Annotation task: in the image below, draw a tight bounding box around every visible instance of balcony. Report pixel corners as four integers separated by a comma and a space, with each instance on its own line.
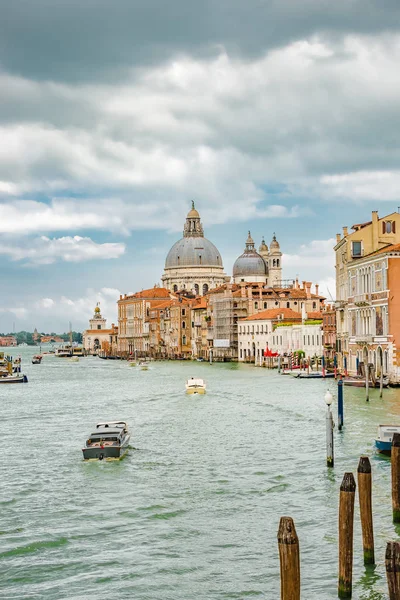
335, 300, 347, 309
354, 335, 373, 344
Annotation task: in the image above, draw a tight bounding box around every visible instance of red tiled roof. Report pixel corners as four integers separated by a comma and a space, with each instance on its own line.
241, 308, 302, 321
122, 287, 171, 300
306, 311, 323, 320
375, 243, 400, 255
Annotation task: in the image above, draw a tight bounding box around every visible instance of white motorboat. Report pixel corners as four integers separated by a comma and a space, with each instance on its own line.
139, 362, 149, 371
375, 424, 400, 454
185, 377, 206, 394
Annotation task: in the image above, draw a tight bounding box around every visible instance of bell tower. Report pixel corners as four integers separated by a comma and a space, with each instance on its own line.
89, 303, 107, 331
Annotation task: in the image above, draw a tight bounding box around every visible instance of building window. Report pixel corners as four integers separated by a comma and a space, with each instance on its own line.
383, 221, 396, 234
260, 325, 263, 333
203, 283, 209, 295
182, 309, 186, 316
264, 302, 267, 309
97, 325, 101, 330
240, 349, 242, 358
313, 302, 316, 309
239, 326, 242, 333
173, 284, 178, 292
286, 302, 290, 308
352, 241, 362, 258
255, 302, 258, 309
194, 284, 199, 295
182, 321, 186, 329
182, 335, 186, 345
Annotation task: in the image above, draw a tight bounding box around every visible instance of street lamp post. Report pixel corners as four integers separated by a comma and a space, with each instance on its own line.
325, 390, 334, 468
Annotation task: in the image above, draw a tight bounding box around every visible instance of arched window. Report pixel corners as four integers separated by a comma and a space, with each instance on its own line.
313, 302, 316, 309
203, 283, 209, 295
194, 284, 199, 295
273, 259, 276, 267
182, 321, 186, 329
173, 284, 178, 292
286, 302, 290, 308
182, 335, 187, 346
277, 259, 280, 267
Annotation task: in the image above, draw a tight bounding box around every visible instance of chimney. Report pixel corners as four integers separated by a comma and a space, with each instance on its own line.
372, 210, 379, 246
295, 276, 299, 289
305, 282, 312, 299
119, 294, 122, 300
302, 280, 306, 290
336, 233, 341, 243
343, 226, 348, 237
315, 284, 319, 296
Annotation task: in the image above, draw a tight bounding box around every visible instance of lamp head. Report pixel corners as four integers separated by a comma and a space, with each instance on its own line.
325, 390, 333, 406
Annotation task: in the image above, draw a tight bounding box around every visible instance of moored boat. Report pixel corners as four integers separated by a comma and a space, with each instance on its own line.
0, 373, 28, 384
32, 355, 43, 364
185, 377, 207, 394
139, 361, 149, 370
294, 371, 335, 379
375, 424, 400, 454
82, 421, 130, 461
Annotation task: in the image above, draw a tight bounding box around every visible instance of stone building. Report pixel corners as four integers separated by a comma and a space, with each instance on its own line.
117, 286, 171, 355
334, 209, 400, 382
82, 304, 118, 354
161, 202, 228, 294
238, 308, 324, 362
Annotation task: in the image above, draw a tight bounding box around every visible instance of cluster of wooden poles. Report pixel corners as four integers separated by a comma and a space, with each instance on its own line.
278, 433, 400, 599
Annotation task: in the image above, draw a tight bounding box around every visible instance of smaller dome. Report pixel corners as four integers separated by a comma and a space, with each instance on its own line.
233, 231, 268, 278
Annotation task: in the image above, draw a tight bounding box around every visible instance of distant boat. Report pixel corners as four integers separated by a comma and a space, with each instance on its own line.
0, 373, 28, 384
294, 371, 335, 379
185, 377, 207, 394
82, 421, 130, 461
32, 355, 43, 364
375, 425, 400, 454
0, 354, 28, 383
138, 361, 149, 370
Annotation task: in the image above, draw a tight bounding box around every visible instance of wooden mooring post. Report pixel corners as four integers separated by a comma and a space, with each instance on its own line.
277, 517, 300, 600
392, 433, 400, 523
385, 541, 400, 599
338, 473, 356, 598
357, 457, 375, 565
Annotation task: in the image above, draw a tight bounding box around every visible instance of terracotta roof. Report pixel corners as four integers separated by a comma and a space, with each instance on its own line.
306, 311, 323, 320
351, 221, 372, 231
374, 243, 400, 255
123, 287, 170, 300
192, 297, 208, 309
151, 300, 174, 310
241, 308, 302, 322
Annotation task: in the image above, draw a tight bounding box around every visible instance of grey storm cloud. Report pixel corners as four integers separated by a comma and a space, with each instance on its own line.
1, 0, 400, 82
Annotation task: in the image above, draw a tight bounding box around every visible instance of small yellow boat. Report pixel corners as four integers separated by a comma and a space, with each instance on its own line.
185, 377, 206, 394
129, 362, 137, 367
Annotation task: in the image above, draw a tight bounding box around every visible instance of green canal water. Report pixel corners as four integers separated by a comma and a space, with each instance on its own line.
1, 348, 400, 599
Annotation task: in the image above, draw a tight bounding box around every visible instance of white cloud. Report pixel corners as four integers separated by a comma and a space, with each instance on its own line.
0, 235, 125, 264
1, 33, 400, 234
283, 238, 336, 297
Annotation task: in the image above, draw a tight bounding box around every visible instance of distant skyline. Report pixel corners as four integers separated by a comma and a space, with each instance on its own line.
2, 1, 400, 331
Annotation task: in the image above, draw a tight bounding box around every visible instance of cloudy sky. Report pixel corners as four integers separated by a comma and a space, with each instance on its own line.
1, 0, 400, 332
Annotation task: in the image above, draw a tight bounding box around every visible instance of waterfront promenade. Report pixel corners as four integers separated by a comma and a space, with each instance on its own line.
1, 347, 399, 599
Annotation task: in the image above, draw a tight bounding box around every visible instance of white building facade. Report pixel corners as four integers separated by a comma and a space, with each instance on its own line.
238, 309, 324, 362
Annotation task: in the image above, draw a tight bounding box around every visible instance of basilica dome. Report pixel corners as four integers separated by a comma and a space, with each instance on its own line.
233, 232, 268, 283
165, 237, 223, 268
161, 202, 227, 293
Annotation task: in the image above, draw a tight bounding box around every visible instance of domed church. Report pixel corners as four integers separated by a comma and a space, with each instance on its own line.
233, 232, 282, 286
161, 202, 228, 294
